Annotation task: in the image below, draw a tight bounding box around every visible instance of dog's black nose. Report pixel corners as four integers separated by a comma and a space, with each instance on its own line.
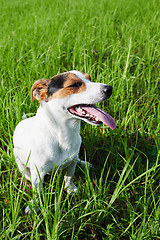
103, 85, 112, 98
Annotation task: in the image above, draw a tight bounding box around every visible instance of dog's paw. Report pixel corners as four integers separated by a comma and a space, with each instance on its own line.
78, 160, 93, 169
25, 205, 32, 214
66, 183, 79, 195
86, 162, 93, 168
25, 200, 40, 214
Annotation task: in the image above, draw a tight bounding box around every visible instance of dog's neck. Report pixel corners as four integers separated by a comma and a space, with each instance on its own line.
37, 101, 81, 150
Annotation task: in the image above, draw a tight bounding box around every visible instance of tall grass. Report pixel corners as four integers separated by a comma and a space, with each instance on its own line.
0, 0, 160, 239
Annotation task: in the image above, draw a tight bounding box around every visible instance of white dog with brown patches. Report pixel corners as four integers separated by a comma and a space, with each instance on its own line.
13, 70, 116, 213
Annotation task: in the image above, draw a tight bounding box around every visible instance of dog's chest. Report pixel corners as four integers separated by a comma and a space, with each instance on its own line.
56, 128, 81, 157
35, 107, 82, 168
42, 125, 82, 168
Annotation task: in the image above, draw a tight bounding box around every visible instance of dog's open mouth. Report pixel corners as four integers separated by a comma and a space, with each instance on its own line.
68, 104, 116, 130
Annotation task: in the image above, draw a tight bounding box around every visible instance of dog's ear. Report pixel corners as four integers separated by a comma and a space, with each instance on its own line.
84, 73, 91, 80
80, 72, 91, 81
31, 79, 49, 102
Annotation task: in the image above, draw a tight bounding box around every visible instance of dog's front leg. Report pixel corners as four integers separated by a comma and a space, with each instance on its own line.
64, 160, 78, 194
25, 169, 45, 214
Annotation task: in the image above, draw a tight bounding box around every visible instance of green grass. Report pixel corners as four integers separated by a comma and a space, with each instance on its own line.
0, 0, 160, 239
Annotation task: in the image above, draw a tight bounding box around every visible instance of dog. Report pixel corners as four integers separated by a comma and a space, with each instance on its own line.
13, 70, 116, 213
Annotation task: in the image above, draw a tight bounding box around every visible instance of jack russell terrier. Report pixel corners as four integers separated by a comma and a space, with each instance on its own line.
13, 70, 116, 213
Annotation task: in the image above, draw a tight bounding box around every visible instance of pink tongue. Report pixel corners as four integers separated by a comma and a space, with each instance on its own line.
83, 105, 116, 130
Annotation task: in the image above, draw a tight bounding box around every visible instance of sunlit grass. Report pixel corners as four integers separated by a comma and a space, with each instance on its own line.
0, 0, 160, 239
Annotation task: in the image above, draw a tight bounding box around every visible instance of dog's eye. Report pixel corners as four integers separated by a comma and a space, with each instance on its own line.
68, 82, 82, 88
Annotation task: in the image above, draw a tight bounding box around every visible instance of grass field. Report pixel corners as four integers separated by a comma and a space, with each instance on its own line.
0, 0, 160, 239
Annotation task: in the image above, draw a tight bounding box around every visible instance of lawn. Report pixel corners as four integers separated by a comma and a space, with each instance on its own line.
0, 0, 160, 239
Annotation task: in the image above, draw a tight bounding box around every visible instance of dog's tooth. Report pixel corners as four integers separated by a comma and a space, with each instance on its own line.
76, 107, 85, 115
81, 109, 85, 114
86, 114, 89, 117
77, 107, 82, 113
95, 117, 100, 121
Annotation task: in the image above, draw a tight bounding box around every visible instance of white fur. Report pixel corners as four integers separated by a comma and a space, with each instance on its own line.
13, 70, 110, 213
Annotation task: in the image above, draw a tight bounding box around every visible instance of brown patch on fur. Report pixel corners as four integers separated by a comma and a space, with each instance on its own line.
31, 71, 90, 102
80, 71, 91, 80
31, 79, 50, 102
49, 73, 86, 99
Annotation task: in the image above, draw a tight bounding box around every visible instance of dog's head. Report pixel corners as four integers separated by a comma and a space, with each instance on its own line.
31, 70, 116, 130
